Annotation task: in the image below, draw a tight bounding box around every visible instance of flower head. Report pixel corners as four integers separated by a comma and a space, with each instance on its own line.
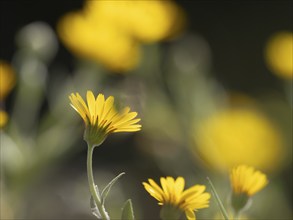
143, 176, 210, 220
57, 11, 140, 72
85, 0, 186, 43
69, 90, 141, 146
265, 31, 292, 79
0, 60, 16, 101
192, 107, 284, 173
229, 165, 268, 213
230, 164, 268, 197
0, 110, 8, 128
57, 0, 185, 72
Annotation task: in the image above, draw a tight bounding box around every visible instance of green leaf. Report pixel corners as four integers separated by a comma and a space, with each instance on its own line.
90, 185, 102, 219
207, 177, 230, 220
90, 195, 101, 219
101, 172, 125, 205
121, 199, 135, 220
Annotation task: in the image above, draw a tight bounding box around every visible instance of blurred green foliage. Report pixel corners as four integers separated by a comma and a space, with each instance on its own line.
0, 1, 292, 220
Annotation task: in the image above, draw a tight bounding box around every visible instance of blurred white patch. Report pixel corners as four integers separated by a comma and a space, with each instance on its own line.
0, 131, 25, 173
15, 21, 58, 62
170, 33, 212, 73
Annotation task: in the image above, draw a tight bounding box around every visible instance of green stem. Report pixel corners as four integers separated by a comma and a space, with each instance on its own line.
234, 212, 239, 220
87, 144, 110, 220
207, 177, 229, 220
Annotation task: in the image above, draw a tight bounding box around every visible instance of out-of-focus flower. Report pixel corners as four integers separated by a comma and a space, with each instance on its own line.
192, 108, 284, 173
69, 90, 141, 146
143, 176, 210, 220
0, 61, 16, 101
0, 110, 8, 128
57, 0, 185, 72
230, 165, 268, 197
230, 164, 268, 213
265, 31, 293, 79
57, 11, 140, 72
85, 0, 186, 43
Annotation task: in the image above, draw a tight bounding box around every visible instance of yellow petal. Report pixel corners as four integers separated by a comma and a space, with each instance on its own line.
116, 125, 140, 132
114, 118, 141, 128
69, 94, 88, 123
246, 171, 268, 195
148, 179, 165, 197
86, 91, 96, 124
180, 185, 206, 202
160, 177, 170, 201
166, 176, 176, 203
96, 94, 105, 124
112, 112, 138, 127
185, 209, 196, 220
230, 165, 268, 196
143, 176, 210, 216
115, 123, 142, 132
100, 96, 114, 123
174, 177, 185, 198
185, 193, 211, 210
76, 93, 90, 117
143, 182, 163, 202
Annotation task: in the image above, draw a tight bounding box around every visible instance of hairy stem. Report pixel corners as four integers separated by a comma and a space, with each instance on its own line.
87, 144, 110, 220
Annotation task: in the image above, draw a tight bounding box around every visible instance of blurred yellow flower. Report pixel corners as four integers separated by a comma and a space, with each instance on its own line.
265, 31, 293, 79
193, 108, 284, 173
69, 90, 141, 146
85, 0, 185, 43
230, 165, 268, 197
0, 60, 16, 101
57, 0, 185, 72
0, 110, 8, 128
57, 11, 141, 72
143, 176, 210, 220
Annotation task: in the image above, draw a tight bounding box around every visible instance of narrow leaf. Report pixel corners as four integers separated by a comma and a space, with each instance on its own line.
90, 195, 101, 219
101, 172, 125, 205
207, 177, 230, 220
94, 184, 101, 200
121, 199, 135, 220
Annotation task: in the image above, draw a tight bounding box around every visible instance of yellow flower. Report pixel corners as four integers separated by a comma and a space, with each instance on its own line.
85, 0, 185, 43
192, 108, 284, 173
0, 60, 16, 101
58, 0, 185, 72
230, 165, 268, 196
143, 176, 211, 220
230, 165, 268, 213
0, 110, 8, 128
265, 31, 293, 79
57, 11, 141, 72
69, 90, 141, 146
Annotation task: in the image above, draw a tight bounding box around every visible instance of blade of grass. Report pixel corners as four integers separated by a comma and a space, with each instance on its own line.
207, 177, 229, 220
